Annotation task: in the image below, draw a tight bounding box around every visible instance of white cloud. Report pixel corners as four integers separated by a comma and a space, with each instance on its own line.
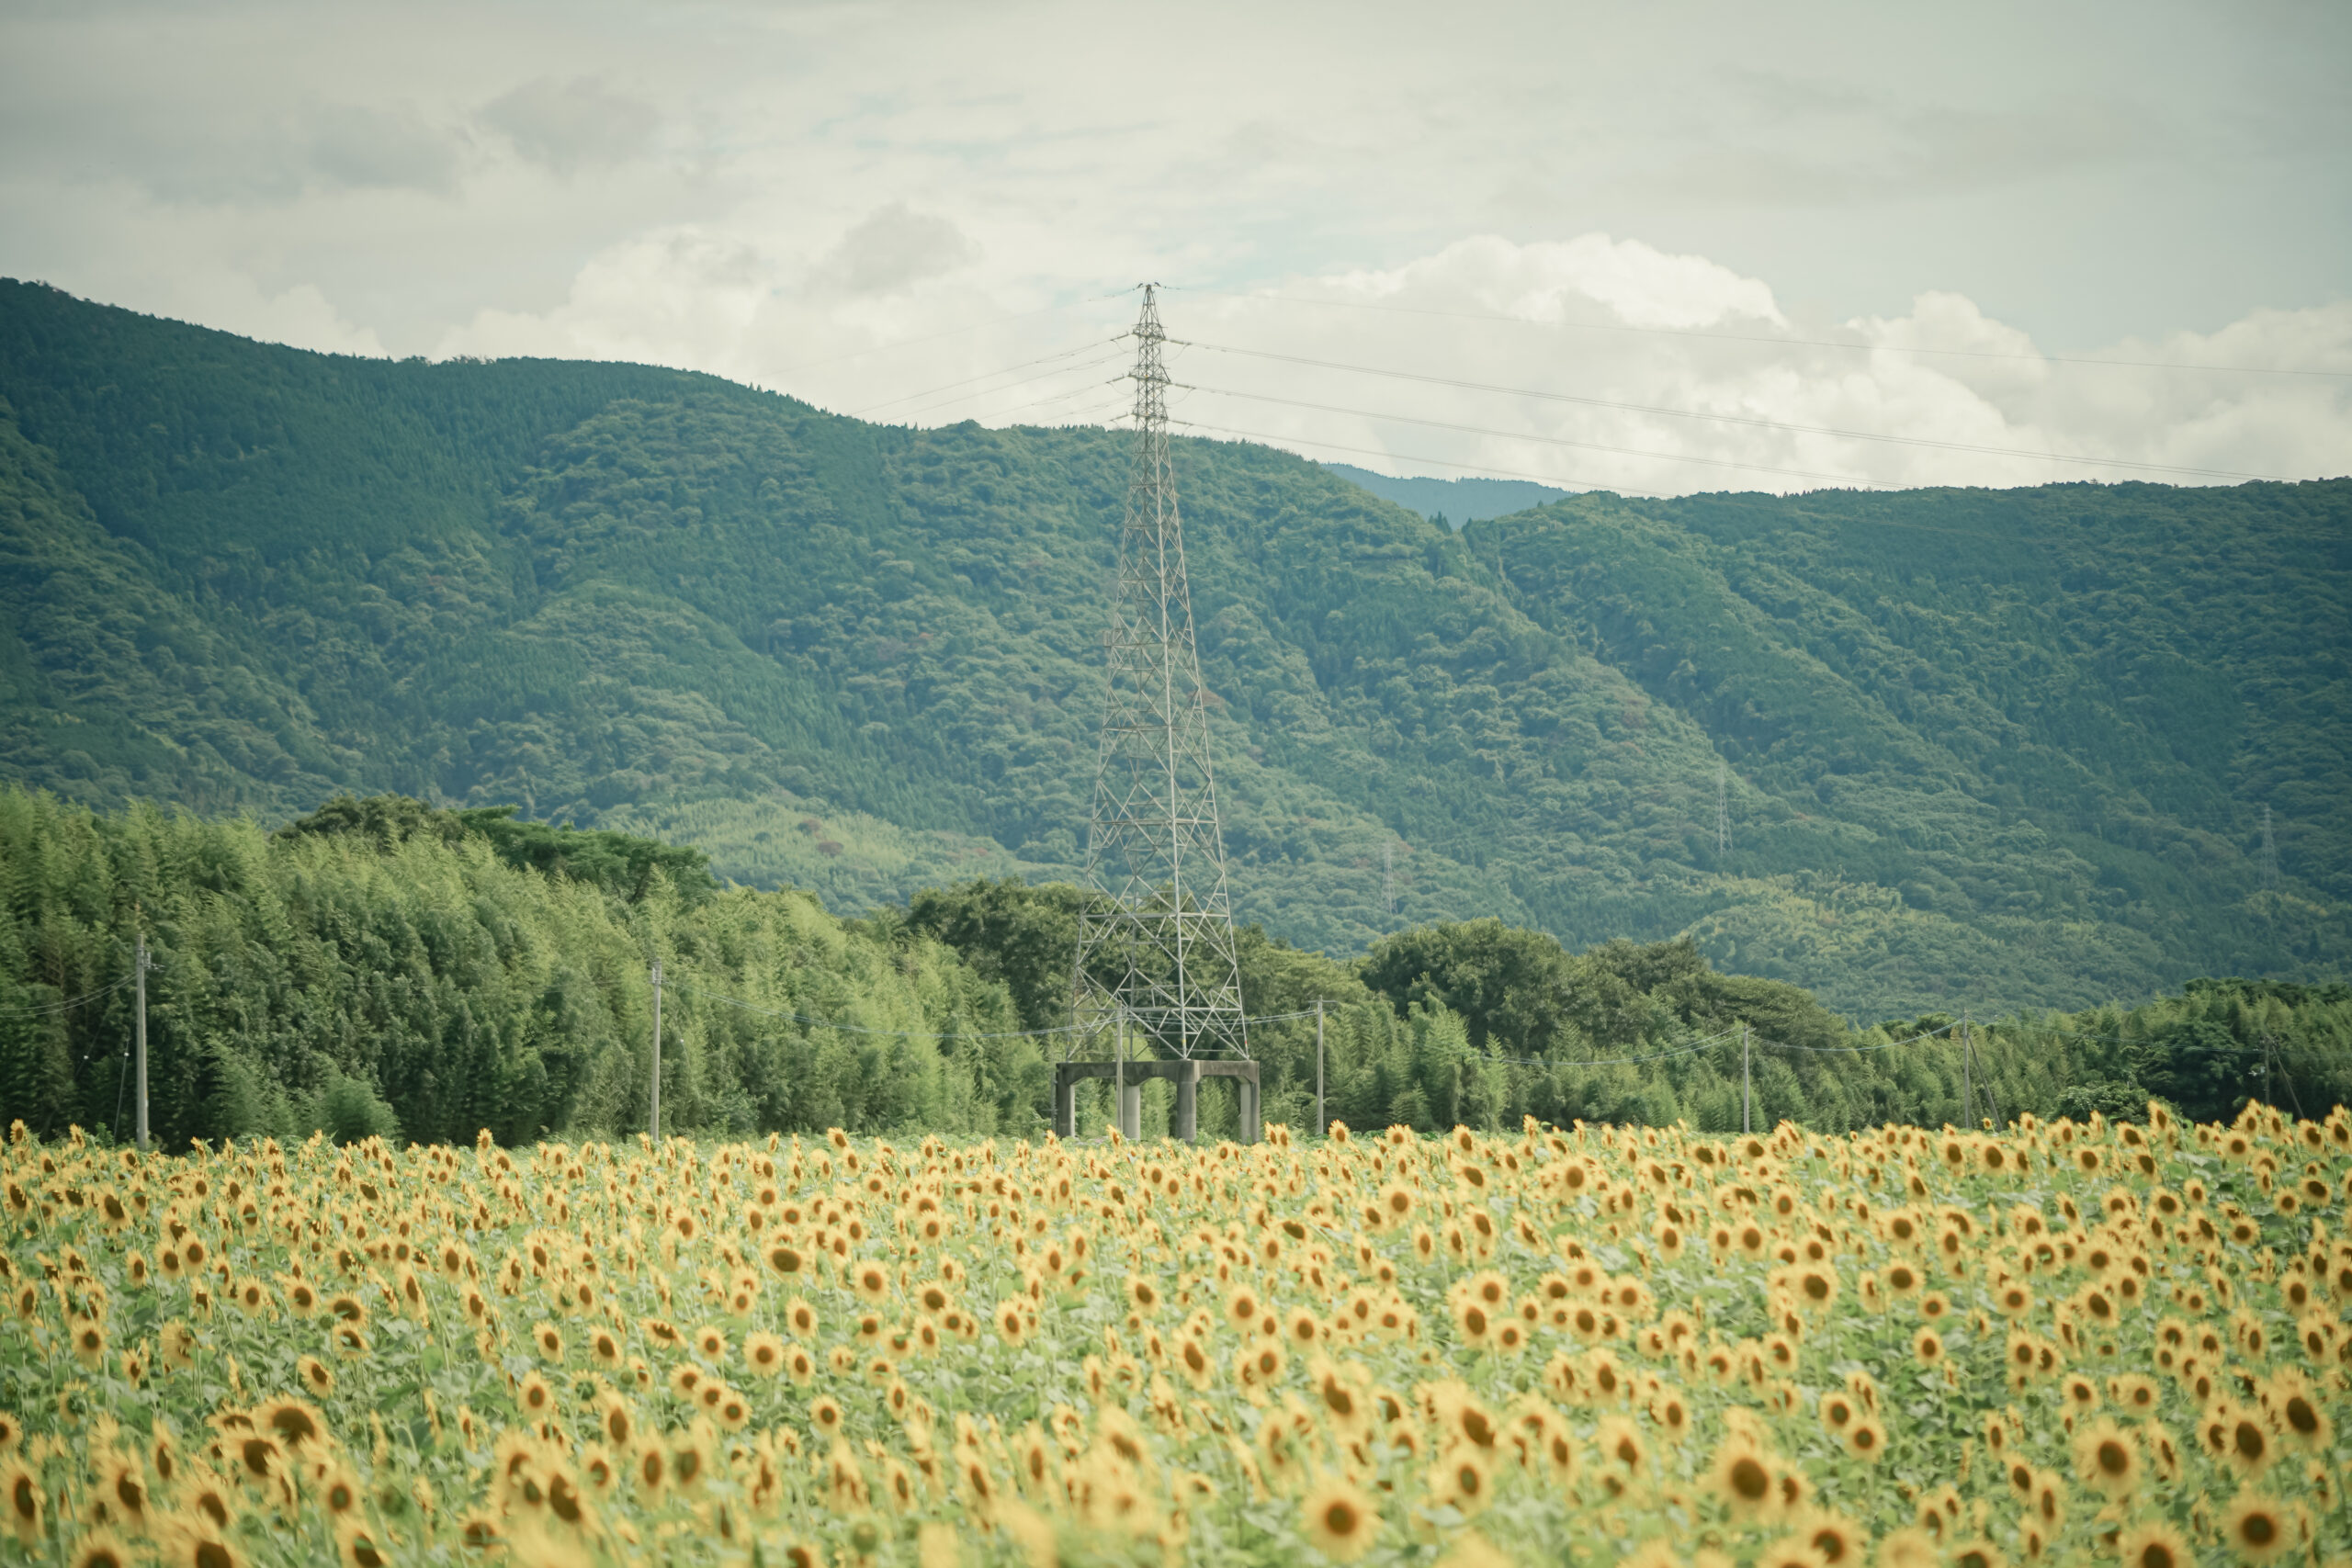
423, 220, 2350, 496
1125, 237, 2352, 495
480, 77, 660, 176
814, 205, 978, 298
2, 0, 2346, 491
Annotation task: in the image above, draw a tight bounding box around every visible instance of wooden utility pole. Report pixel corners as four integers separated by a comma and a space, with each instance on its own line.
1315, 1000, 1326, 1137
649, 960, 663, 1141
1961, 1011, 1973, 1129
133, 932, 149, 1153
1740, 1021, 1751, 1135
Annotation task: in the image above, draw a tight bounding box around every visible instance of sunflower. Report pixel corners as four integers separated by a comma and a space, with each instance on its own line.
2114, 1522, 2193, 1568
158, 1517, 244, 1568
2221, 1492, 2293, 1565
631, 1441, 669, 1502
744, 1331, 786, 1378
1877, 1528, 1939, 1568
1756, 1536, 1829, 1568
297, 1356, 334, 1396
315, 1463, 363, 1520
516, 1371, 556, 1418
1791, 1506, 1865, 1566
71, 1529, 135, 1568
2260, 1371, 2333, 1452
2, 1459, 40, 1547
2070, 1418, 2139, 1498
1453, 1297, 1495, 1347
2206, 1404, 2277, 1477
1595, 1415, 1648, 1480
1707, 1438, 1779, 1520
1911, 1329, 1942, 1366
336, 1521, 392, 1568
1946, 1539, 2007, 1568
256, 1397, 326, 1451
1426, 1450, 1492, 1517
176, 1468, 238, 1533
996, 1302, 1028, 1346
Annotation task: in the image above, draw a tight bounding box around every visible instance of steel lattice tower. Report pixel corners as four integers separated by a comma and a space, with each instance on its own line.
1072, 285, 1248, 1062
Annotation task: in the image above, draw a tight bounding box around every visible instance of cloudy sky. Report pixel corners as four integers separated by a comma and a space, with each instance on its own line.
4, 0, 2347, 494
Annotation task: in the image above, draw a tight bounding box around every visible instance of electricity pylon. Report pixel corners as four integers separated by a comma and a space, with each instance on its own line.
1071, 286, 1248, 1062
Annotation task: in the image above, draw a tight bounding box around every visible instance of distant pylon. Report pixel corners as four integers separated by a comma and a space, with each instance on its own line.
1071, 285, 1248, 1062
2259, 804, 2278, 891
1716, 761, 1730, 855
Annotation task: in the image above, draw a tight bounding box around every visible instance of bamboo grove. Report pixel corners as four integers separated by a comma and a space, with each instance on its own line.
5, 789, 2349, 1152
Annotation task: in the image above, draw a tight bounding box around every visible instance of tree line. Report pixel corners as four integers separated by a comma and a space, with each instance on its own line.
2, 789, 2343, 1147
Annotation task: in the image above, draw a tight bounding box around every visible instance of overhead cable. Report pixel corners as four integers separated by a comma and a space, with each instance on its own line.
1173, 379, 1890, 489
1163, 416, 1668, 496
848, 334, 1131, 418
1167, 337, 2297, 483
1167, 286, 2352, 380
773, 285, 1141, 378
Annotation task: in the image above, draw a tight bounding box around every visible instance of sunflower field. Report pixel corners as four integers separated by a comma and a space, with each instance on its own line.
2, 1101, 2348, 1568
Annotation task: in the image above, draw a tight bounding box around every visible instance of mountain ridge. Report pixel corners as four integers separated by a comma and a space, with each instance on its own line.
1, 278, 2343, 1018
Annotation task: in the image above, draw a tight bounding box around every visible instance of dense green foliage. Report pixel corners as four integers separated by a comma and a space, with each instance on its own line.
3, 792, 2343, 1147
1, 280, 2345, 1020
898, 878, 2352, 1141
0, 787, 1041, 1148
280, 792, 718, 904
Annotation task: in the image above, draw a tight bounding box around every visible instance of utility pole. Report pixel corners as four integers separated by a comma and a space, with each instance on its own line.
1115, 1007, 1126, 1140
1961, 1010, 1973, 1129
2260, 1031, 2271, 1111
2259, 804, 2278, 892
133, 931, 150, 1154
1315, 999, 1326, 1137
649, 960, 663, 1141
1383, 842, 1395, 917
1740, 1021, 1751, 1135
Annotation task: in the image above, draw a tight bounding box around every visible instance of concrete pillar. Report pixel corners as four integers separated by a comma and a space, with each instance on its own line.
1174, 1062, 1199, 1143
1119, 1080, 1142, 1141
1054, 1066, 1079, 1140
1238, 1075, 1261, 1146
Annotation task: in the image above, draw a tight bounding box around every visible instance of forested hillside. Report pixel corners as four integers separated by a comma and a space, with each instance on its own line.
1, 279, 2344, 1019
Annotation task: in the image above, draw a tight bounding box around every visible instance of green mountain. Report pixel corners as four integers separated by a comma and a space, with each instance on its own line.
1322, 463, 1573, 526
1, 279, 2343, 1019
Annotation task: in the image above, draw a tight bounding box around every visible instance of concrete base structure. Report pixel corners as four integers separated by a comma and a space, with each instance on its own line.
1051, 1059, 1260, 1145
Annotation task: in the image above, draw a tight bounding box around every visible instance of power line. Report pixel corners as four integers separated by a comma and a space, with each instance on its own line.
912, 370, 1130, 426
847, 334, 1131, 418
1165, 286, 2352, 380
1168, 336, 2299, 483
1165, 416, 1668, 496
771, 285, 1141, 379
0, 973, 136, 1018
1172, 378, 1891, 489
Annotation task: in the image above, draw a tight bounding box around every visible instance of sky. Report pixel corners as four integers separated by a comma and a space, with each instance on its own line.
3, 0, 2347, 495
